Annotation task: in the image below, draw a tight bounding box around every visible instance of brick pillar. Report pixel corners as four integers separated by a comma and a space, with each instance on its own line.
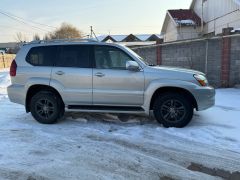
221, 28, 233, 87
156, 39, 163, 65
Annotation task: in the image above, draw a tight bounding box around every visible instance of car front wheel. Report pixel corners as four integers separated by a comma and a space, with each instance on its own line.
153, 93, 193, 128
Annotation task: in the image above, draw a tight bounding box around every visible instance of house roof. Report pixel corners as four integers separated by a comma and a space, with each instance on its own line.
168, 9, 202, 26
134, 34, 163, 41
108, 35, 128, 42
134, 34, 150, 41
96, 35, 108, 42
96, 35, 127, 42
122, 34, 141, 42
99, 34, 163, 42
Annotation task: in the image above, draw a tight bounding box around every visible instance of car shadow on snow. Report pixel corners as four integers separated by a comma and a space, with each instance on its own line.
19, 110, 213, 129
61, 111, 204, 128
63, 112, 157, 126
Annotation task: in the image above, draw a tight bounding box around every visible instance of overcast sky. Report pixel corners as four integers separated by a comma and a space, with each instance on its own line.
0, 0, 192, 42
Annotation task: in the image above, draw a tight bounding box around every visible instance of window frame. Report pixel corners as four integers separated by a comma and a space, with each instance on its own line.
93, 45, 135, 70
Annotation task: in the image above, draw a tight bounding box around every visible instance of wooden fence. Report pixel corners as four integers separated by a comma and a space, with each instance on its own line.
0, 54, 15, 69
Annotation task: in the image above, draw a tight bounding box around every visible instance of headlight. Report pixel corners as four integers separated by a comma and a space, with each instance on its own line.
194, 74, 208, 86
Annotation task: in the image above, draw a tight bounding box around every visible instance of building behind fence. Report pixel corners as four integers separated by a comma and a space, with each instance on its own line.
133, 28, 240, 88
0, 54, 15, 69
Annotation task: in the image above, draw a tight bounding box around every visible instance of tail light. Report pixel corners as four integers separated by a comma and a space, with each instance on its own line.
10, 59, 17, 77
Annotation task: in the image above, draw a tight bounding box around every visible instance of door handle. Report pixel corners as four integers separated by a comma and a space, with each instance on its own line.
56, 71, 65, 75
95, 72, 105, 77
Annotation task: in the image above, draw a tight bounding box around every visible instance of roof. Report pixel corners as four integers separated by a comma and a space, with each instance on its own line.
168, 9, 202, 26
102, 35, 128, 42
99, 34, 163, 42
135, 34, 162, 41
96, 35, 108, 42
135, 34, 151, 41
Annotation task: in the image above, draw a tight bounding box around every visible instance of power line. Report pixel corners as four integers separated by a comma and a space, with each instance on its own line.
0, 9, 57, 29
0, 24, 44, 32
0, 10, 51, 33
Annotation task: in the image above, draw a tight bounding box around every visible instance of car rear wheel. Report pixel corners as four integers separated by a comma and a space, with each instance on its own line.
30, 92, 64, 124
153, 93, 193, 128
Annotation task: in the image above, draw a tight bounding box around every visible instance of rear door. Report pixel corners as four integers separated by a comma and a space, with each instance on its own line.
50, 45, 93, 105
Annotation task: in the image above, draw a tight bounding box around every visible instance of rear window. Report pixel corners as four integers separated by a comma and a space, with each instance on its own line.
56, 45, 91, 68
26, 46, 57, 66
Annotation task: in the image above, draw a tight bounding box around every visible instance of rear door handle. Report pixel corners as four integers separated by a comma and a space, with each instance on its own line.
56, 71, 65, 75
95, 72, 105, 77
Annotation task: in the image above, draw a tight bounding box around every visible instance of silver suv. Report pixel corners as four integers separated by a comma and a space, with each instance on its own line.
7, 39, 215, 128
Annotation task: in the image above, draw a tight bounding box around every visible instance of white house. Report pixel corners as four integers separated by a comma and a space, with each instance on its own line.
161, 0, 240, 42
191, 0, 240, 35
161, 9, 202, 42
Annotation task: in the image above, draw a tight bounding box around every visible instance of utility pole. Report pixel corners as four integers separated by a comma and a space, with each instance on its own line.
90, 26, 93, 38
90, 26, 99, 41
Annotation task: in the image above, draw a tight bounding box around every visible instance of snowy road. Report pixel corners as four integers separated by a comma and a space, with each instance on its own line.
0, 69, 240, 180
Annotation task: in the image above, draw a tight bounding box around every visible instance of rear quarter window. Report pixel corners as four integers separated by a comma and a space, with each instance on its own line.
26, 46, 57, 66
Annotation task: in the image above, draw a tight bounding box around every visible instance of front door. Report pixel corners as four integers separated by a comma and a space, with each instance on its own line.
51, 45, 93, 105
93, 45, 144, 106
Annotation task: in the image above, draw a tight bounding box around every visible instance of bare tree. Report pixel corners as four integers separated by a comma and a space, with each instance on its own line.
47, 23, 84, 40
15, 32, 28, 43
33, 34, 41, 41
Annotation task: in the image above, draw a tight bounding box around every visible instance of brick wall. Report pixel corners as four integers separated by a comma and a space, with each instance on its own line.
206, 39, 222, 87
230, 36, 240, 86
133, 46, 157, 65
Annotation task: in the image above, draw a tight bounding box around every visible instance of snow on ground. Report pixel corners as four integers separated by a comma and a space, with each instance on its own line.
0, 69, 240, 180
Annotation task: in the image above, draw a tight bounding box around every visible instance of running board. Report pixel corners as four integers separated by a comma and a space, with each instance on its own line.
66, 105, 145, 114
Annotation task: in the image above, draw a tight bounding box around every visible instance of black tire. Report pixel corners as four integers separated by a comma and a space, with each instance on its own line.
153, 93, 193, 128
30, 91, 64, 124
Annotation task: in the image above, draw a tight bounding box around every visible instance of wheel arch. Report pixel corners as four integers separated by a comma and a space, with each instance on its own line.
149, 86, 198, 110
25, 84, 64, 113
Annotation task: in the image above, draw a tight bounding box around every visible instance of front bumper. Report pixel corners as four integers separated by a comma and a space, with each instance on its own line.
192, 86, 215, 111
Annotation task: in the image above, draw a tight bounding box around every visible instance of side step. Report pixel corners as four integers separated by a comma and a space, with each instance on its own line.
66, 105, 145, 114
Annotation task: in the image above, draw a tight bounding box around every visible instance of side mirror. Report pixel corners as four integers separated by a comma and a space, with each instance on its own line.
126, 61, 140, 71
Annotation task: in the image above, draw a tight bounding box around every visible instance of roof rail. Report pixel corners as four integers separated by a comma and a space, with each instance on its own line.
28, 38, 98, 45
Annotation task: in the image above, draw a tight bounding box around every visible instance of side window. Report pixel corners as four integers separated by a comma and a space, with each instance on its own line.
94, 46, 133, 70
26, 46, 56, 66
56, 45, 91, 68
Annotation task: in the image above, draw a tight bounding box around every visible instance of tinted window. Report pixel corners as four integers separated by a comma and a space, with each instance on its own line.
94, 46, 133, 70
56, 45, 91, 68
26, 46, 57, 66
